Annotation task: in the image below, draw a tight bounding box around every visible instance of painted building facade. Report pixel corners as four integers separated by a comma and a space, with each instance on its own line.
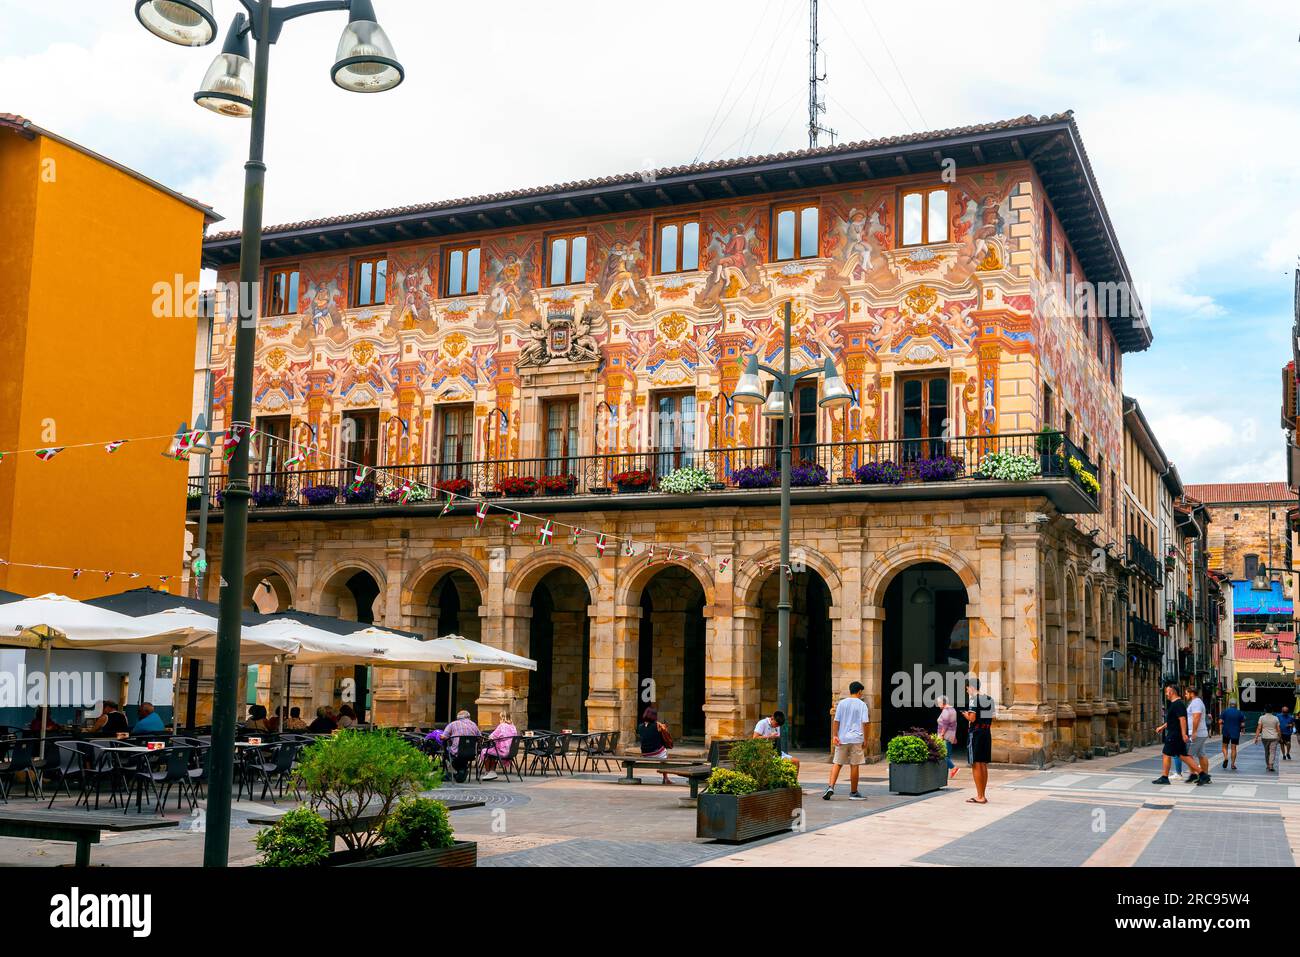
192, 113, 1154, 763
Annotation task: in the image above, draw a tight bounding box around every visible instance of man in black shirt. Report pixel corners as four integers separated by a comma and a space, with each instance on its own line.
1152, 683, 1188, 784
92, 700, 129, 736
962, 677, 996, 804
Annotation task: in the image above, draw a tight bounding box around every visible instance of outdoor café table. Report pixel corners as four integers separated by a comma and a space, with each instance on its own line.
0, 807, 176, 866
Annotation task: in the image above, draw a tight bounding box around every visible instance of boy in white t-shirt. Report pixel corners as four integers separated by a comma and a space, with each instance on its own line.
824, 681, 870, 801
752, 710, 800, 771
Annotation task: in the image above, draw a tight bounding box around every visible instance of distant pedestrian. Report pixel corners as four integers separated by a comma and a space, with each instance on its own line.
962, 678, 996, 804
823, 681, 869, 801
1220, 699, 1243, 771
752, 710, 800, 772
1255, 704, 1281, 772
936, 695, 959, 780
1183, 687, 1211, 786
1152, 683, 1188, 785
1279, 706, 1295, 760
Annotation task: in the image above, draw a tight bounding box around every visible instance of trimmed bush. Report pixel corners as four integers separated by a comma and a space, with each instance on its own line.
255, 807, 330, 867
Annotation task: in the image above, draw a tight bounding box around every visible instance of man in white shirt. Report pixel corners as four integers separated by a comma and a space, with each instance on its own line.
1183, 688, 1211, 786
752, 710, 800, 771
824, 681, 869, 801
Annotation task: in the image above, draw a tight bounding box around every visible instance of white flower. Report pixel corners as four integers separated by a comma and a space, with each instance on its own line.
658, 466, 713, 494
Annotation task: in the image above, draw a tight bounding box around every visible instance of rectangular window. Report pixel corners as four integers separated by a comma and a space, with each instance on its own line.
436, 404, 475, 480
256, 415, 291, 474
352, 256, 388, 307
1097, 321, 1105, 363
773, 203, 819, 261
770, 383, 819, 462
1042, 384, 1054, 429
544, 397, 579, 475
652, 390, 697, 474
443, 244, 481, 297
264, 267, 300, 317
897, 371, 949, 461
1109, 334, 1116, 384
343, 409, 380, 471
1042, 198, 1053, 264
899, 188, 948, 246
656, 218, 701, 274
547, 233, 588, 286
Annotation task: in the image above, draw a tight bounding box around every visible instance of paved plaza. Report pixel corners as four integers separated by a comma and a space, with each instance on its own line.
0, 738, 1296, 867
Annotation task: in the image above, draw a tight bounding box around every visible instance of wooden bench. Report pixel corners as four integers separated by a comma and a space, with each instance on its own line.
0, 808, 176, 867
618, 739, 745, 799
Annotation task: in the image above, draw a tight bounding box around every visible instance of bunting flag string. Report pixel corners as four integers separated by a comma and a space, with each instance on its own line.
538, 520, 554, 545
570, 527, 583, 546
0, 558, 178, 586
104, 440, 126, 454
509, 511, 522, 533
595, 533, 607, 556
474, 501, 489, 531
718, 556, 731, 574
439, 492, 454, 516
35, 447, 64, 461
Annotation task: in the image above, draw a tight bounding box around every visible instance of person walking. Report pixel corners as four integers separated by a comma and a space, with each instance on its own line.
962, 677, 995, 804
1183, 687, 1212, 786
1278, 706, 1295, 760
1152, 683, 1188, 785
823, 681, 869, 801
937, 695, 959, 780
1220, 699, 1243, 771
1255, 704, 1281, 772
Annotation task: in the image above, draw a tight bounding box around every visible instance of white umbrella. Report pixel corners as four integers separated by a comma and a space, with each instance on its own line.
0, 593, 190, 757
418, 634, 537, 673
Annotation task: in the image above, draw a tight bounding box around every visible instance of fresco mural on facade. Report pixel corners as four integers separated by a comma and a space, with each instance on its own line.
697, 204, 770, 309
590, 219, 652, 316
482, 234, 540, 330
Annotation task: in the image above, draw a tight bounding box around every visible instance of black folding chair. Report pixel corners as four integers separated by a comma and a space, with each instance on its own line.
0, 742, 45, 801
44, 742, 89, 808
481, 735, 523, 782
444, 735, 483, 783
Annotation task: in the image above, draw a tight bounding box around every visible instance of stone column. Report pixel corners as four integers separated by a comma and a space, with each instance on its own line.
861, 604, 885, 757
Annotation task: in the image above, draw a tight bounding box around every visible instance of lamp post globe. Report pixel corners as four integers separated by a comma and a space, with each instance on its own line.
135, 0, 217, 46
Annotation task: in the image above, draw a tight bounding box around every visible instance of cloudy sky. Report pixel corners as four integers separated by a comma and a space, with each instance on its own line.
4, 1, 1295, 483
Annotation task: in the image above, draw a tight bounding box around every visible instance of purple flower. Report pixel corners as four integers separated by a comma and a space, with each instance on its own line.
914, 456, 964, 482
302, 484, 339, 506
854, 461, 904, 485
790, 463, 828, 487
734, 465, 778, 489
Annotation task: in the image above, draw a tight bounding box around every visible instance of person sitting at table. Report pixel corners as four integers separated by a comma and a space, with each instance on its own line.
337, 704, 358, 729
480, 716, 518, 781
443, 710, 481, 783
244, 704, 271, 732
639, 706, 677, 785
284, 707, 308, 731
307, 706, 337, 734
133, 701, 165, 733
27, 706, 63, 734
92, 701, 129, 736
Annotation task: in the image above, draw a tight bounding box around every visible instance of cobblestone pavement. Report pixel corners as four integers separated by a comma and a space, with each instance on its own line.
0, 744, 1294, 867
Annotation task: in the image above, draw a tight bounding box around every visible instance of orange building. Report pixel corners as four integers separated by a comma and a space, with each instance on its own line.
0, 115, 217, 598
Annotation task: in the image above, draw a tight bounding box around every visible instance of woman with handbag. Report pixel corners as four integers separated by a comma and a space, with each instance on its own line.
638, 706, 675, 784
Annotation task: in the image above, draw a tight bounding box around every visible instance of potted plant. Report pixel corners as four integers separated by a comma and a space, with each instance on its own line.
697, 738, 801, 843
302, 484, 339, 506
1067, 456, 1100, 498
854, 461, 905, 485
658, 465, 713, 494
254, 806, 331, 867
432, 478, 472, 498
1036, 427, 1064, 476
976, 450, 1040, 482
497, 475, 539, 497
914, 456, 964, 482
612, 469, 652, 493
285, 729, 475, 867
790, 462, 828, 487
734, 464, 778, 489
186, 491, 202, 510
540, 474, 576, 496
344, 481, 378, 505
886, 727, 949, 795
380, 482, 431, 504
252, 484, 286, 507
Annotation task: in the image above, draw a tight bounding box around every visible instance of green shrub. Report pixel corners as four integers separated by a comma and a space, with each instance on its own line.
254, 807, 330, 867
294, 729, 441, 852
378, 797, 455, 856
886, 732, 946, 764
725, 738, 798, 790
706, 767, 758, 795
1034, 427, 1063, 455
769, 757, 800, 789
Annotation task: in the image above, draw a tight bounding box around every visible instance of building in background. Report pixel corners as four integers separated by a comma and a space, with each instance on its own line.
0, 114, 216, 724
193, 112, 1153, 764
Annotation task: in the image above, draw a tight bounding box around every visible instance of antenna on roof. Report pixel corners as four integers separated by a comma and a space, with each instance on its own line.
808, 0, 836, 149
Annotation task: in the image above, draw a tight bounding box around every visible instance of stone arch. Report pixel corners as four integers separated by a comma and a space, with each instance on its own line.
243, 558, 295, 613
616, 554, 715, 613
863, 540, 980, 610
403, 552, 489, 613
311, 557, 388, 620
504, 549, 601, 611
734, 543, 843, 611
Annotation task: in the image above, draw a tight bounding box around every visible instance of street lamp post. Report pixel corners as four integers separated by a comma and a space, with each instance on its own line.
135, 0, 403, 867
732, 301, 852, 755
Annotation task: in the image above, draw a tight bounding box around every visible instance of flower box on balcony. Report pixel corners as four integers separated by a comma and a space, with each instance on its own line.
344, 483, 378, 505
790, 463, 828, 487
734, 465, 778, 489
302, 485, 340, 506
914, 456, 964, 482
612, 469, 652, 493
252, 485, 286, 508
854, 461, 905, 485
480, 489, 503, 499
432, 478, 472, 498
540, 475, 576, 495
496, 476, 539, 497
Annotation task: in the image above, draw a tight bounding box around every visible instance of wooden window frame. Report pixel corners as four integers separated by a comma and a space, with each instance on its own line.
897, 187, 949, 248
771, 203, 820, 262
351, 254, 389, 308
442, 243, 481, 298
655, 216, 702, 275
543, 396, 580, 461
263, 265, 300, 317
343, 408, 381, 469
545, 232, 588, 287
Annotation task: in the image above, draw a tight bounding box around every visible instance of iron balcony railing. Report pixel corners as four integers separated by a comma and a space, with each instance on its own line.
1176, 591, 1193, 619
186, 430, 1101, 510
1130, 614, 1162, 654
1127, 534, 1164, 583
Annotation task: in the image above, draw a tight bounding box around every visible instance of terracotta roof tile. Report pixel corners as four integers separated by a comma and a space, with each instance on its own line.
1183, 483, 1293, 505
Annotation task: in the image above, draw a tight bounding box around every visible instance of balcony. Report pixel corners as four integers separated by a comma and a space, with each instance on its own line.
186, 431, 1102, 520
1129, 614, 1163, 660
1176, 591, 1193, 620
1127, 534, 1164, 584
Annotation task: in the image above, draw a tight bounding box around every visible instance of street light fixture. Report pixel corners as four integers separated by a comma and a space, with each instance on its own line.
136, 0, 403, 868
732, 300, 853, 756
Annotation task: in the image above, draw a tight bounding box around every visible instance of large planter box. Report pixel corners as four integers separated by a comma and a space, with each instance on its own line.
329, 840, 477, 868
697, 788, 801, 843
888, 761, 947, 795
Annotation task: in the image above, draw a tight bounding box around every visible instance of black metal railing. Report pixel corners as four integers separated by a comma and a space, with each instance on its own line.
1130, 615, 1162, 652
1177, 591, 1193, 620
185, 430, 1101, 510
1127, 534, 1163, 583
